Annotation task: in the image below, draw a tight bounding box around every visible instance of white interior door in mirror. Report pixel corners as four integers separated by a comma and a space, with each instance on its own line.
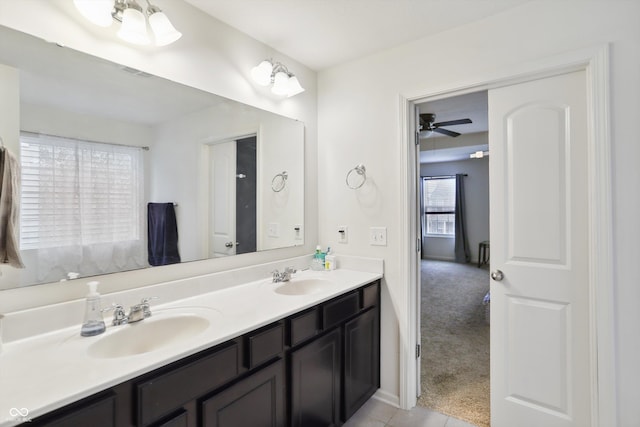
210, 141, 237, 257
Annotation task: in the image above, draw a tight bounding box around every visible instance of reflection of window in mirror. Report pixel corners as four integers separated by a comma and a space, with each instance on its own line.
19, 132, 146, 284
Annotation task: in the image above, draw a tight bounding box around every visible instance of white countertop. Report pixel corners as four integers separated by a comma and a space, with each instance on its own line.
0, 267, 382, 426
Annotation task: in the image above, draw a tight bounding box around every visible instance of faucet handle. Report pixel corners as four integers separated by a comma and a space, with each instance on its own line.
140, 296, 158, 318
104, 303, 128, 326
284, 266, 297, 274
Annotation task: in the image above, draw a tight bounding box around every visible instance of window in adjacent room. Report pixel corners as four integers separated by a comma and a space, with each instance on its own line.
423, 176, 456, 237
19, 132, 145, 250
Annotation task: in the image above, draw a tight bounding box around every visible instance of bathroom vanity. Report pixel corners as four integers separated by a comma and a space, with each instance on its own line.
0, 263, 382, 427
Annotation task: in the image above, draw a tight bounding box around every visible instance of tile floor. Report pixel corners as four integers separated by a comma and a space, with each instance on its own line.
343, 398, 478, 427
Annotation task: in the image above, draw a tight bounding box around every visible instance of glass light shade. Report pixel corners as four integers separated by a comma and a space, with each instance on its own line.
286, 75, 305, 97
251, 61, 273, 86
74, 0, 114, 27
117, 8, 150, 45
148, 11, 182, 46
271, 71, 290, 96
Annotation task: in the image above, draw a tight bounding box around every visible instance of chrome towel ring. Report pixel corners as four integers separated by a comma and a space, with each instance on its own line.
271, 171, 288, 192
346, 164, 366, 189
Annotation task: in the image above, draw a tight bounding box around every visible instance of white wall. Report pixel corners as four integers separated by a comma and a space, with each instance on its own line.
420, 157, 489, 262
317, 1, 640, 423
0, 0, 318, 312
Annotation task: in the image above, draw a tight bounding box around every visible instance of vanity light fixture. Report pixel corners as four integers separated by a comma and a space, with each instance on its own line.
251, 59, 305, 97
73, 0, 182, 46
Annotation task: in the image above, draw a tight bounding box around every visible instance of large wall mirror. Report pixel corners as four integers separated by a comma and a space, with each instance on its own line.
0, 26, 305, 290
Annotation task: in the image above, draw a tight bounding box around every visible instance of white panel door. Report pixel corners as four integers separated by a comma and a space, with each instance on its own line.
210, 141, 236, 257
489, 71, 591, 427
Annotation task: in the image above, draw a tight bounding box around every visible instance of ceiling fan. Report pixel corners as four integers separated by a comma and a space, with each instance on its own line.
419, 113, 472, 138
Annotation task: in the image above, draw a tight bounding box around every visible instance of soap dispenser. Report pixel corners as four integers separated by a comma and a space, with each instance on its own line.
80, 281, 106, 337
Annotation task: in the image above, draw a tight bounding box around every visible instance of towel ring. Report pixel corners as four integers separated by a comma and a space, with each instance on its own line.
271, 171, 288, 192
346, 164, 367, 189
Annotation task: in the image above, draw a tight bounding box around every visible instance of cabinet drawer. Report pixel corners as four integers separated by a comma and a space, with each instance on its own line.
322, 291, 360, 330
32, 392, 116, 427
137, 342, 239, 426
246, 322, 284, 370
288, 307, 319, 346
361, 281, 379, 310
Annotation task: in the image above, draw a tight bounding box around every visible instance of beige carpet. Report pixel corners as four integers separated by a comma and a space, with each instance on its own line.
417, 259, 490, 427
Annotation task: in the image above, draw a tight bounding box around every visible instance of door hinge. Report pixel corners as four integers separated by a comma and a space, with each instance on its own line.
416, 237, 421, 253
416, 344, 421, 358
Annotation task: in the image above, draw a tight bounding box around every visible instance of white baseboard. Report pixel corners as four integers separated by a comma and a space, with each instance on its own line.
372, 389, 400, 408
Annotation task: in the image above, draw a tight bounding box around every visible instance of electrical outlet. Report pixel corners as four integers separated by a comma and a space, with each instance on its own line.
338, 226, 348, 243
369, 226, 387, 246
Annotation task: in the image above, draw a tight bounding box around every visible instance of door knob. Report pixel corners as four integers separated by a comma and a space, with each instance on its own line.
225, 241, 234, 248
491, 270, 504, 281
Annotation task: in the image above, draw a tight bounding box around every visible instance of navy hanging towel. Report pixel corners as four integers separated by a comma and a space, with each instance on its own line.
147, 202, 181, 266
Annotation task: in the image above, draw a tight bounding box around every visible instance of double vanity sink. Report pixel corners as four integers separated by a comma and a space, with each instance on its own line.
88, 277, 338, 359
0, 264, 382, 426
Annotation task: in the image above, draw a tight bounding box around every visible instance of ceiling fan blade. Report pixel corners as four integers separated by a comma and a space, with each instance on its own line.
433, 118, 472, 127
433, 127, 461, 137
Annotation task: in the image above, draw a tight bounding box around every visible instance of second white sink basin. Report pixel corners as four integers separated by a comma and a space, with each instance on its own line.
87, 312, 211, 358
274, 278, 335, 296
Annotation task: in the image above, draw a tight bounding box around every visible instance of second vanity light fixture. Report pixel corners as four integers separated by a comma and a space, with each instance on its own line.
251, 59, 305, 97
73, 0, 182, 46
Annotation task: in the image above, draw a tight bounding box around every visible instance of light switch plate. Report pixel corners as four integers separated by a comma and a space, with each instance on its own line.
338, 226, 348, 243
294, 224, 303, 240
369, 226, 387, 246
267, 223, 280, 238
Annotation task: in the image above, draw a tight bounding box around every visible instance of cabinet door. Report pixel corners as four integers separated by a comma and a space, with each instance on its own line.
290, 328, 341, 427
343, 308, 380, 420
202, 359, 284, 427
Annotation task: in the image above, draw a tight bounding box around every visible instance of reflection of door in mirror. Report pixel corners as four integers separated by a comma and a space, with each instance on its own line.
209, 136, 257, 257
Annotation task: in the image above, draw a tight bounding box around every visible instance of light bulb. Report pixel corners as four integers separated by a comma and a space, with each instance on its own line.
117, 7, 150, 45
251, 60, 273, 86
148, 11, 182, 46
74, 0, 114, 27
286, 75, 305, 97
271, 71, 290, 96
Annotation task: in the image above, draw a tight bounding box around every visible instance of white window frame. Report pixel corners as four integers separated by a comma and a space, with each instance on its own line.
423, 176, 456, 238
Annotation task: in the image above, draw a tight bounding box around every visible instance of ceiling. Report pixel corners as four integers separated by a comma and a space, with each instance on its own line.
183, 0, 532, 71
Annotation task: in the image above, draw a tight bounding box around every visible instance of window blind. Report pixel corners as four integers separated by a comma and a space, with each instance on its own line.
20, 132, 144, 250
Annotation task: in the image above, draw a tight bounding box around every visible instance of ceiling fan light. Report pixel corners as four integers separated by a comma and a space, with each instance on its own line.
271, 71, 290, 96
251, 60, 273, 86
74, 0, 114, 27
286, 75, 305, 97
117, 7, 151, 45
148, 10, 182, 46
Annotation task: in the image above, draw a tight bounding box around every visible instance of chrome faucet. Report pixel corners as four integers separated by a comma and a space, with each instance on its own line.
272, 267, 297, 283
109, 297, 158, 326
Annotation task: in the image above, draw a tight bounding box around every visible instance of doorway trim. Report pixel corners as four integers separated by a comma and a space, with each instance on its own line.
398, 44, 616, 426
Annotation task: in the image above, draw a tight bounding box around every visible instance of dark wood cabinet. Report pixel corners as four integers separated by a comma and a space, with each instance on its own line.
29, 280, 381, 427
290, 328, 342, 427
202, 359, 285, 427
29, 392, 116, 427
343, 307, 380, 420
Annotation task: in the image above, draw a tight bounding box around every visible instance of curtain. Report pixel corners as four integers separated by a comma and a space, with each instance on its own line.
19, 132, 146, 284
454, 173, 470, 263
420, 177, 428, 259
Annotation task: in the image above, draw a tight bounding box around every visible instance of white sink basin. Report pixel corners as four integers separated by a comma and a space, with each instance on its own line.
87, 312, 210, 358
274, 278, 335, 296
